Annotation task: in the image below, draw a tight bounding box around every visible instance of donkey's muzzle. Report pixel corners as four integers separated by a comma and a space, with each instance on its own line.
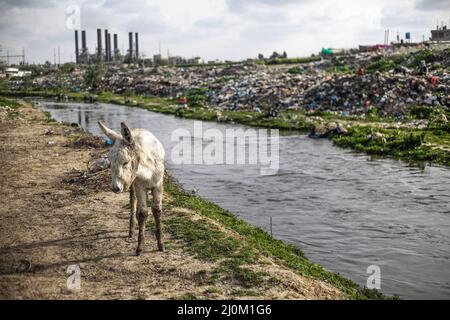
111, 185, 122, 193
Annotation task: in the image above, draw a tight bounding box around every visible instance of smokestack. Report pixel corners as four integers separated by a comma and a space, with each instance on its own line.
104, 29, 109, 62
81, 30, 86, 51
74, 30, 79, 64
97, 28, 102, 61
135, 32, 139, 60
81, 30, 87, 63
107, 33, 112, 62
113, 34, 118, 58
128, 32, 133, 61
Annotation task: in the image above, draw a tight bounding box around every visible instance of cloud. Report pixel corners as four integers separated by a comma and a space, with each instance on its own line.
226, 0, 301, 12
380, 6, 429, 29
194, 17, 226, 29
415, 0, 450, 11
0, 0, 443, 64
0, 0, 59, 10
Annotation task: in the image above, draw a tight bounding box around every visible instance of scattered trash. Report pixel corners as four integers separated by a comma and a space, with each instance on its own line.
89, 157, 110, 173
44, 128, 55, 135
70, 135, 105, 149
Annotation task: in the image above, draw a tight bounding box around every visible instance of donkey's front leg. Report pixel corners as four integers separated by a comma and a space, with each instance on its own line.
151, 185, 164, 252
135, 187, 149, 256
129, 184, 138, 239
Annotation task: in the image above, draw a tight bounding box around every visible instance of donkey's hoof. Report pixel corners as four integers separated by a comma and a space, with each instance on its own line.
157, 244, 165, 252
136, 248, 142, 256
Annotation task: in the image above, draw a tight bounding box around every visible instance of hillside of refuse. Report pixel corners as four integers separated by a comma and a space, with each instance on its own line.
1, 47, 449, 166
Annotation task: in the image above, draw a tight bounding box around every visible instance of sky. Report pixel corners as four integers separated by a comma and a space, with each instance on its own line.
0, 0, 449, 64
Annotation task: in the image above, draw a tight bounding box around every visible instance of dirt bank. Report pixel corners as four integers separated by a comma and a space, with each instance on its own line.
0, 99, 351, 300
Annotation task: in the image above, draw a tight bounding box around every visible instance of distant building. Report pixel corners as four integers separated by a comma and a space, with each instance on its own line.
186, 57, 201, 65
153, 54, 162, 65
4, 67, 31, 77
168, 56, 183, 65
431, 26, 450, 42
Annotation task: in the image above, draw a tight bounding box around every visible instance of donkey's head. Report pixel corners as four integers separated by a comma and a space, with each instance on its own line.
98, 121, 140, 193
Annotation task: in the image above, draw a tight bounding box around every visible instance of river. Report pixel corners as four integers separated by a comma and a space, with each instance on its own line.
38, 100, 450, 299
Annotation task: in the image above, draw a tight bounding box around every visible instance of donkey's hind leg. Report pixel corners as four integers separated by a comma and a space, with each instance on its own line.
129, 184, 138, 239
136, 188, 149, 256
151, 184, 164, 252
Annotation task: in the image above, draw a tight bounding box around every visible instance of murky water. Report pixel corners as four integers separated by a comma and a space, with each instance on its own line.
38, 101, 450, 299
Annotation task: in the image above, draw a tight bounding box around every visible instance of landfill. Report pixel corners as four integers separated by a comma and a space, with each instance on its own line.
11, 48, 450, 117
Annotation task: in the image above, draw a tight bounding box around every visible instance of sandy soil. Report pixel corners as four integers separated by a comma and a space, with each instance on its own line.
0, 101, 344, 300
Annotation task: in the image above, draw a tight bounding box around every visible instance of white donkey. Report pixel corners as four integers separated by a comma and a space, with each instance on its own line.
98, 121, 165, 255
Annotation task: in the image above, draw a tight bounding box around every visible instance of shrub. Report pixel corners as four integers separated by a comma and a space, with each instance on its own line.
287, 66, 303, 74
366, 58, 395, 73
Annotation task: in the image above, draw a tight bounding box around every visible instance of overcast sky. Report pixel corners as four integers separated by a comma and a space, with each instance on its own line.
0, 0, 449, 64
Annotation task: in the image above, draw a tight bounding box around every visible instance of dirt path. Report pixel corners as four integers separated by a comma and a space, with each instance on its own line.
0, 101, 344, 300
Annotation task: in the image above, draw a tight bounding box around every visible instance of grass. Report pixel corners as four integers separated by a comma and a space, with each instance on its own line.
0, 96, 21, 118
265, 56, 321, 65
329, 105, 450, 167
165, 215, 243, 262
163, 204, 268, 289
364, 49, 440, 74
230, 289, 260, 297
332, 126, 450, 166
162, 174, 392, 299
325, 65, 353, 75
287, 66, 303, 74
203, 287, 223, 295
366, 58, 396, 73
170, 293, 199, 300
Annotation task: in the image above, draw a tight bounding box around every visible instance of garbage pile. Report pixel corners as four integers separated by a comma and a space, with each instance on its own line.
7, 48, 449, 117
303, 71, 449, 116
96, 50, 449, 116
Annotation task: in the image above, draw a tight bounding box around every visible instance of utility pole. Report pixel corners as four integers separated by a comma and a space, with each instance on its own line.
0, 49, 26, 66
58, 46, 60, 66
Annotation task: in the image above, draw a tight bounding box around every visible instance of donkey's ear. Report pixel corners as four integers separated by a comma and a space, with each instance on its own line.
98, 120, 121, 141
120, 122, 134, 145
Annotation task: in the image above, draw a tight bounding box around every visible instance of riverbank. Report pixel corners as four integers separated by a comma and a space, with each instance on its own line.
0, 98, 386, 300
2, 90, 449, 167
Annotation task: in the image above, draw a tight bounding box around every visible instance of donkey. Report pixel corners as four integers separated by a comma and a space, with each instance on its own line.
98, 121, 165, 255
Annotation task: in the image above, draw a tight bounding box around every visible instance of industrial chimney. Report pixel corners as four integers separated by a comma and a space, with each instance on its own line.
104, 29, 109, 62
113, 34, 119, 59
107, 33, 112, 62
81, 30, 87, 51
81, 30, 87, 63
135, 32, 139, 60
128, 32, 133, 62
74, 30, 79, 64
97, 28, 102, 61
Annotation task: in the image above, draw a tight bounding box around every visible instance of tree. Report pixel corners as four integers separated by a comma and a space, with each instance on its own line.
60, 62, 76, 74
269, 51, 280, 59
83, 65, 104, 91
282, 51, 287, 58
258, 53, 265, 60
22, 76, 33, 92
